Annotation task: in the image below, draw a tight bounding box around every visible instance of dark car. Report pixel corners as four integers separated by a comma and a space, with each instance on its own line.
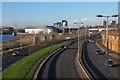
105, 59, 113, 67
96, 48, 100, 55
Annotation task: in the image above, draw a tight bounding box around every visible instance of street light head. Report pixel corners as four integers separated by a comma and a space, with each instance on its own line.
74, 22, 77, 24
81, 22, 83, 24
96, 15, 103, 17
112, 15, 118, 17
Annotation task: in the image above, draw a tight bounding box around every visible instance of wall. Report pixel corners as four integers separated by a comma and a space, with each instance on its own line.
101, 29, 120, 54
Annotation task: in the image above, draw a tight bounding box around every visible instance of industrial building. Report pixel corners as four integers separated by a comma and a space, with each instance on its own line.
25, 25, 63, 34
53, 20, 68, 33
25, 26, 52, 34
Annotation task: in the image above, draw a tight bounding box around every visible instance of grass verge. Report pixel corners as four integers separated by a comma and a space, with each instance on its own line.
2, 41, 67, 79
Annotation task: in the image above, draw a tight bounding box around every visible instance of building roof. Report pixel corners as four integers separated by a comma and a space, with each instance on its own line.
25, 25, 49, 29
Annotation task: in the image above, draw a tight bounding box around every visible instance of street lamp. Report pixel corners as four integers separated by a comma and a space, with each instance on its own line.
96, 14, 118, 56
74, 22, 83, 51
74, 22, 80, 51
96, 14, 118, 78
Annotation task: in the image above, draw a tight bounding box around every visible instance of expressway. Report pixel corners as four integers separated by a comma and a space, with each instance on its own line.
83, 36, 120, 79
37, 41, 79, 79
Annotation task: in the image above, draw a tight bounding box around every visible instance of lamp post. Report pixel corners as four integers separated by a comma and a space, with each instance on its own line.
96, 14, 118, 56
96, 14, 118, 78
74, 22, 80, 51
74, 22, 83, 51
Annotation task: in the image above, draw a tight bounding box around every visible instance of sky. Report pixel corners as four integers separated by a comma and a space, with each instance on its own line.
2, 2, 118, 28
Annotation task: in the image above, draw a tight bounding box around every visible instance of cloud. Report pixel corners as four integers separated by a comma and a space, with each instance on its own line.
72, 17, 118, 27
71, 17, 102, 27
81, 17, 89, 22
73, 17, 89, 23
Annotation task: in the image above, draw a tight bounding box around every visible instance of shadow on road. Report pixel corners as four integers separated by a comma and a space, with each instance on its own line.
47, 49, 66, 79
82, 42, 106, 80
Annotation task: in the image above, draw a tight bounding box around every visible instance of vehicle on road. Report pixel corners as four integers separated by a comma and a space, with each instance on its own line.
95, 48, 100, 55
12, 51, 19, 56
61, 46, 68, 49
89, 39, 95, 43
91, 40, 95, 43
64, 46, 68, 49
105, 59, 113, 67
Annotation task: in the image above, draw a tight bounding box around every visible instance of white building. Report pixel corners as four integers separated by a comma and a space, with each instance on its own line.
25, 26, 52, 34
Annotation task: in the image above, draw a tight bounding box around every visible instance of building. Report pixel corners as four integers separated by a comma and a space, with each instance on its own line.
25, 26, 53, 34
2, 26, 14, 34
102, 21, 106, 27
53, 22, 62, 27
101, 29, 120, 54
53, 20, 68, 33
110, 21, 116, 26
62, 20, 68, 28
46, 26, 63, 33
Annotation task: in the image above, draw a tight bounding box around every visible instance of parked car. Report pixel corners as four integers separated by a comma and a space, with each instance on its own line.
105, 59, 113, 67
96, 48, 100, 55
12, 51, 19, 56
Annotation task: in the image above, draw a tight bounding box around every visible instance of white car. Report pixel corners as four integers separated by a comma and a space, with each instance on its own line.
89, 39, 94, 43
12, 51, 19, 56
91, 40, 95, 43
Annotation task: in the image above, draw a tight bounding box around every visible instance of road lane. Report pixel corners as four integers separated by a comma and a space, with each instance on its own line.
2, 41, 64, 71
37, 41, 79, 79
83, 38, 120, 79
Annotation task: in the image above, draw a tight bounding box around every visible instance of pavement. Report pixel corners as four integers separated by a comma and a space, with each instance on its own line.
83, 36, 120, 79
37, 41, 79, 79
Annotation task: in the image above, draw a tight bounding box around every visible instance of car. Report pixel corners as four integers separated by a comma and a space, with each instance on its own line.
91, 40, 95, 43
96, 48, 100, 55
89, 39, 94, 43
12, 51, 19, 56
105, 59, 113, 67
88, 39, 91, 42
64, 46, 68, 49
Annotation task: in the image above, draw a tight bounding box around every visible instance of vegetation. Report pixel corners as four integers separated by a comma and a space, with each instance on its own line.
2, 41, 67, 79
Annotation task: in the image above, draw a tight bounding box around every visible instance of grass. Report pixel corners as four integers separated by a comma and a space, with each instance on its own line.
2, 41, 67, 79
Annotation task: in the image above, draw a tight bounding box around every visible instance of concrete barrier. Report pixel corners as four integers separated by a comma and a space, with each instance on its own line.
75, 42, 93, 80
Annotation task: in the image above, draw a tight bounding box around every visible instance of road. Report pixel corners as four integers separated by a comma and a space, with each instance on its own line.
37, 41, 79, 79
2, 41, 63, 71
83, 36, 120, 79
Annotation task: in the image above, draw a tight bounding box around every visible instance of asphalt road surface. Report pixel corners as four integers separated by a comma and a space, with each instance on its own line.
2, 42, 62, 71
83, 37, 120, 79
37, 41, 79, 79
